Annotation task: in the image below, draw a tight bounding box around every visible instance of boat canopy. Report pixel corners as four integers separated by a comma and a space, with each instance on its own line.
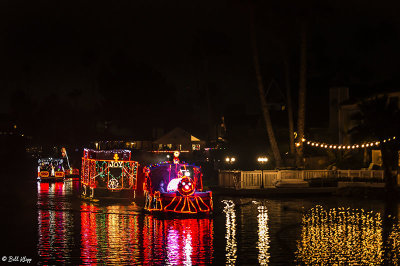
83, 149, 131, 161
148, 163, 203, 193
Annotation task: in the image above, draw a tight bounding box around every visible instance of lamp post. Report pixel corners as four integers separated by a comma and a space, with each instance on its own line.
257, 157, 268, 188
225, 157, 236, 170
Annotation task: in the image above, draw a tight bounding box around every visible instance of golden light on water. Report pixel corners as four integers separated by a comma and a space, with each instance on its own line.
296, 206, 384, 265
222, 200, 237, 266
257, 205, 270, 265
388, 220, 400, 264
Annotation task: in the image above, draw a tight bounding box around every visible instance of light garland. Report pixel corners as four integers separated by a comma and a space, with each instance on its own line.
295, 136, 397, 150
81, 149, 139, 194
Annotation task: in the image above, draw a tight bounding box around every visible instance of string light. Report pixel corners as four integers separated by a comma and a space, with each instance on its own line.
295, 136, 397, 150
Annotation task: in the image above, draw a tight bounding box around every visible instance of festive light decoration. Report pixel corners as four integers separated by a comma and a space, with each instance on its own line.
178, 177, 195, 196
151, 150, 190, 153
55, 171, 65, 178
143, 154, 212, 215
81, 149, 138, 198
295, 136, 397, 150
173, 151, 180, 164
37, 158, 65, 180
39, 171, 49, 178
167, 178, 182, 192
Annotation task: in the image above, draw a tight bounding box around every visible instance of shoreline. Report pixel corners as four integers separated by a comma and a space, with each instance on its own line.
211, 185, 400, 200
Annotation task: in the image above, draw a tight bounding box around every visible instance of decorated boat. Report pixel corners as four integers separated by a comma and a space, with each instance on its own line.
81, 149, 139, 200
37, 158, 66, 181
60, 147, 80, 178
143, 151, 213, 215
37, 147, 79, 181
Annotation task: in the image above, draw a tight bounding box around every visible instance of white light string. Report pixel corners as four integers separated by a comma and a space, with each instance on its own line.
295, 136, 397, 150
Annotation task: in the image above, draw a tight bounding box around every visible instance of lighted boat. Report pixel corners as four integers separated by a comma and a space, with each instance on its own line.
60, 147, 80, 179
37, 158, 66, 181
143, 152, 213, 215
81, 149, 139, 200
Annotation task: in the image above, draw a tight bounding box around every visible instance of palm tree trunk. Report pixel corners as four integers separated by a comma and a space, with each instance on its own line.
284, 57, 295, 156
250, 7, 282, 168
296, 22, 307, 168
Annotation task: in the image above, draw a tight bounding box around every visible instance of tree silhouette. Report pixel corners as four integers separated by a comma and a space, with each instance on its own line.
250, 4, 282, 167
350, 95, 400, 194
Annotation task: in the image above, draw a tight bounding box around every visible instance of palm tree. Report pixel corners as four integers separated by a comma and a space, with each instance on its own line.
249, 6, 282, 168
283, 55, 296, 157
296, 22, 307, 168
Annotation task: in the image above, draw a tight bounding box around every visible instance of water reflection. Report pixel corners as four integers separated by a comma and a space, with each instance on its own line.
387, 214, 400, 265
37, 181, 75, 264
36, 182, 400, 265
80, 203, 141, 265
222, 200, 237, 265
256, 204, 270, 265
296, 205, 384, 265
143, 215, 214, 265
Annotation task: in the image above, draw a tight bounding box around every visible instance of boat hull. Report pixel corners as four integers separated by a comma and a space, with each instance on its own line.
144, 191, 213, 215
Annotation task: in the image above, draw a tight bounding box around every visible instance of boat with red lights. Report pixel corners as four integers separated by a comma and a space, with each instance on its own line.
37, 158, 67, 181
37, 147, 80, 182
81, 149, 139, 201
143, 151, 213, 215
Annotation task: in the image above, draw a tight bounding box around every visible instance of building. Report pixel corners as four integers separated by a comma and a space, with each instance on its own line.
92, 127, 206, 153
152, 127, 206, 152
334, 89, 400, 145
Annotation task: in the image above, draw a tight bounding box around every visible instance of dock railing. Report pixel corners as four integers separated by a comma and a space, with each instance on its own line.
218, 169, 385, 189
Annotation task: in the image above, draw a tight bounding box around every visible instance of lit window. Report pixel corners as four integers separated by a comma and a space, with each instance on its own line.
192, 144, 200, 151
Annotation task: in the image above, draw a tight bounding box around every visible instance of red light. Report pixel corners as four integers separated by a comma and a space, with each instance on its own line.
178, 177, 195, 196
40, 171, 50, 178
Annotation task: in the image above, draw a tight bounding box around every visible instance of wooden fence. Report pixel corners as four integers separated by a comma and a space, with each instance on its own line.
218, 169, 385, 189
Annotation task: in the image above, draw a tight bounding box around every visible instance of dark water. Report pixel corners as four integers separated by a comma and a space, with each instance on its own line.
2, 177, 400, 265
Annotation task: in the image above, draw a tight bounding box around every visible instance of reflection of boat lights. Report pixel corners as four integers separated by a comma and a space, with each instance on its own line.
49, 183, 55, 198
144, 216, 213, 265
80, 204, 141, 265
296, 205, 383, 265
222, 200, 237, 266
184, 233, 192, 265
166, 228, 180, 264
257, 205, 270, 265
37, 183, 74, 263
107, 206, 123, 264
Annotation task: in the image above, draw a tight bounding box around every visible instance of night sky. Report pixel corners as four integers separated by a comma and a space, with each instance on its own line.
2, 0, 400, 143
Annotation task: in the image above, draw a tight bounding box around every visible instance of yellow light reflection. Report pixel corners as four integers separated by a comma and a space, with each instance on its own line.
388, 219, 400, 264
257, 205, 270, 265
106, 206, 124, 265
222, 200, 237, 266
296, 205, 383, 265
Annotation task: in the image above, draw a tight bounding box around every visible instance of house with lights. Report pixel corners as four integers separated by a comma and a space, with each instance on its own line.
152, 127, 206, 152
91, 127, 206, 153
